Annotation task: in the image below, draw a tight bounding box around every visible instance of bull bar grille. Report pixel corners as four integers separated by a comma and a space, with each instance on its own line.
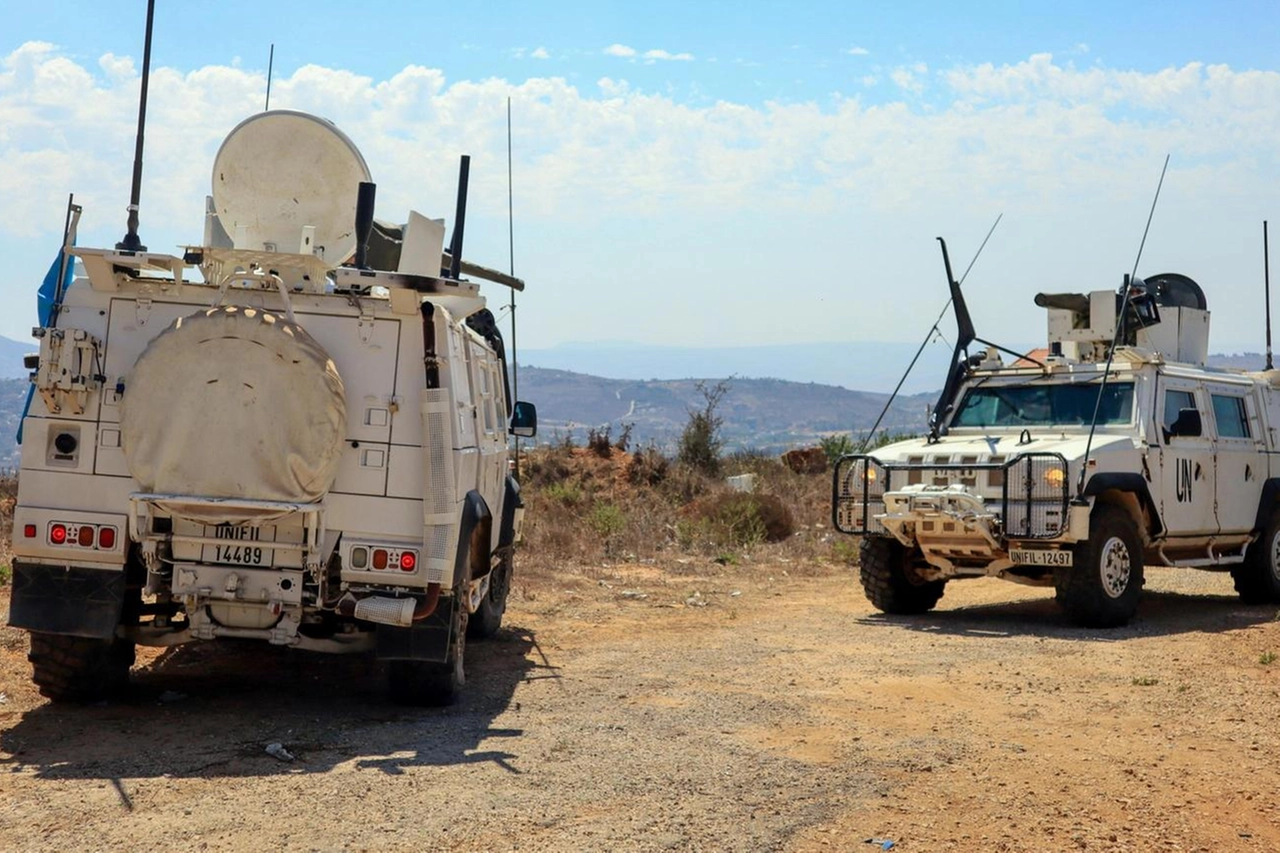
832, 452, 1070, 540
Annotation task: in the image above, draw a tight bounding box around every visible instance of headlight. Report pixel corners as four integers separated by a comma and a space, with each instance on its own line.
865, 466, 878, 483
1043, 467, 1066, 488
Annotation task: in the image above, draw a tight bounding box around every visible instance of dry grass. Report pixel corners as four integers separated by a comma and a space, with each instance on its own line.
0, 470, 15, 585
517, 443, 849, 583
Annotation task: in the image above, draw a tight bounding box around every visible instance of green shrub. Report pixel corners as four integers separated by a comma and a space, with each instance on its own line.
678, 380, 729, 477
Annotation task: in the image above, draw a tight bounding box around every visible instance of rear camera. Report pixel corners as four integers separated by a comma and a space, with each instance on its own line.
54, 432, 78, 455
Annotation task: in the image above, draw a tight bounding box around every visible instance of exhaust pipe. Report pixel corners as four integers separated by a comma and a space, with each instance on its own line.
335, 583, 440, 627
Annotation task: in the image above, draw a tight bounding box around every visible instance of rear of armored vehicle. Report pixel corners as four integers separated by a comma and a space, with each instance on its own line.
9, 110, 535, 705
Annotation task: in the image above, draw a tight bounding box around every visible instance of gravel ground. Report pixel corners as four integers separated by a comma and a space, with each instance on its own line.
3, 562, 1280, 851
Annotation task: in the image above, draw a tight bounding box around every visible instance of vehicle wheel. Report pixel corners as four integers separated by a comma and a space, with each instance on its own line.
28, 632, 135, 704
859, 536, 947, 614
388, 601, 467, 706
1055, 505, 1144, 627
1233, 510, 1280, 604
467, 554, 511, 640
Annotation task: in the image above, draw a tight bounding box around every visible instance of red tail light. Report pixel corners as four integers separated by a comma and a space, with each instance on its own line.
23, 524, 36, 538
50, 524, 68, 544
77, 525, 95, 547
372, 549, 389, 570
98, 527, 116, 550
399, 551, 417, 571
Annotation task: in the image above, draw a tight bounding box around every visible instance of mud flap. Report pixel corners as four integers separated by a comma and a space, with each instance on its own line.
375, 596, 459, 662
8, 561, 126, 639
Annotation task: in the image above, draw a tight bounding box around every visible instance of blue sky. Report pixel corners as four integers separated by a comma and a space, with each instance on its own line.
3, 1, 1280, 386
9, 1, 1279, 107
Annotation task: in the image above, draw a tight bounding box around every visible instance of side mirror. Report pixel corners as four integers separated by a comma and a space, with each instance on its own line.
510, 400, 537, 438
1168, 407, 1202, 439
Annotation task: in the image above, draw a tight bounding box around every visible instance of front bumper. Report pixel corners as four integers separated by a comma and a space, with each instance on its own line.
834, 453, 1072, 570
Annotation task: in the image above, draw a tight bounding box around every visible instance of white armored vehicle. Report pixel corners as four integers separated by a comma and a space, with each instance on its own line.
9, 106, 536, 704
836, 239, 1280, 627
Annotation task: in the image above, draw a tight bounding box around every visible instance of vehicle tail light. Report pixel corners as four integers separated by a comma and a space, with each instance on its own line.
23, 524, 36, 538
98, 526, 116, 550
50, 523, 67, 544
372, 548, 388, 570
399, 551, 417, 571
351, 546, 368, 569
78, 525, 95, 547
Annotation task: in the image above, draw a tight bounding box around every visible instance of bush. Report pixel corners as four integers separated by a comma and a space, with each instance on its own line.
586, 425, 614, 458
627, 443, 670, 486
684, 491, 795, 549
819, 434, 857, 464
678, 379, 729, 477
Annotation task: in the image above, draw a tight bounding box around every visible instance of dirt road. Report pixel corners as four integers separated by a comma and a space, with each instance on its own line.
3, 562, 1280, 852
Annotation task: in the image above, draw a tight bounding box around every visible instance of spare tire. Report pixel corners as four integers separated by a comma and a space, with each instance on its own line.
120, 306, 345, 521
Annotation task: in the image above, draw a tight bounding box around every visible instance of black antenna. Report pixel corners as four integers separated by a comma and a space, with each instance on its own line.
449, 155, 471, 280
1077, 155, 1170, 497
264, 43, 275, 111
116, 0, 156, 253
858, 214, 1001, 451
508, 96, 521, 477
1265, 220, 1273, 371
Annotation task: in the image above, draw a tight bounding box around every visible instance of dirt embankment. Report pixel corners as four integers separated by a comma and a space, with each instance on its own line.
3, 560, 1280, 852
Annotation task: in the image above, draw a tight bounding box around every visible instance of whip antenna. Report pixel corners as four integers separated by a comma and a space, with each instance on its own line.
117, 0, 156, 253
1077, 155, 1170, 497
265, 43, 275, 111
1265, 220, 1273, 371
508, 96, 521, 477
1129, 154, 1170, 280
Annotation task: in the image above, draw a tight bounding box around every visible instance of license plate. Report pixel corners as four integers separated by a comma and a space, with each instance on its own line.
1010, 548, 1073, 567
202, 525, 275, 567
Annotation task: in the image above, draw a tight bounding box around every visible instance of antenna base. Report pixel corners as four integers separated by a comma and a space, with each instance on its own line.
116, 233, 147, 253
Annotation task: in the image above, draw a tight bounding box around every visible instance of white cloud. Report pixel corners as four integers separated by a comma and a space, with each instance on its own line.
3, 45, 1280, 351
530, 47, 550, 60
604, 44, 636, 58
845, 46, 870, 56
643, 49, 694, 62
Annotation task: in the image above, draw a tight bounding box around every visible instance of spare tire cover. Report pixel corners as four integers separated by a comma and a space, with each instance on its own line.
121, 306, 346, 517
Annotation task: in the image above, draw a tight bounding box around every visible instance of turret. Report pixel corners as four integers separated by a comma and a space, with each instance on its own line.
1036, 273, 1209, 366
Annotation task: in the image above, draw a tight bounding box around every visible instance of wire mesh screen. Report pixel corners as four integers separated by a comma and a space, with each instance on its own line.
834, 456, 887, 535
1002, 454, 1069, 539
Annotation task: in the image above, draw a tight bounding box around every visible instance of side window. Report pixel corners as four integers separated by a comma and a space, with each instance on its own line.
1211, 394, 1250, 439
1163, 389, 1197, 427
477, 356, 496, 435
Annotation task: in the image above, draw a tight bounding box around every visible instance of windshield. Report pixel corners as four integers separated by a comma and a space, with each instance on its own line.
951, 381, 1135, 428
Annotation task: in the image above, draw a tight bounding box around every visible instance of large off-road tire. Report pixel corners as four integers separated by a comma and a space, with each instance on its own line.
1233, 510, 1280, 604
467, 554, 511, 640
28, 633, 135, 703
388, 602, 468, 706
1055, 505, 1144, 628
859, 536, 947, 615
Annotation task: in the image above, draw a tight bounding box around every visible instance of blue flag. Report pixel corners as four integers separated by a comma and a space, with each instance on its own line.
17, 244, 76, 445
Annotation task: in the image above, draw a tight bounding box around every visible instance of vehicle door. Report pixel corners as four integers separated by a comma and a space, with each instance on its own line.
1205, 382, 1265, 535
1153, 376, 1217, 536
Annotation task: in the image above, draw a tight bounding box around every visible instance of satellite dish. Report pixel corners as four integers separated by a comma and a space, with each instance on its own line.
211, 110, 371, 263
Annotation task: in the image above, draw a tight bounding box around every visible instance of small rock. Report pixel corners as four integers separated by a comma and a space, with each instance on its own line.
620, 590, 648, 600
265, 742, 295, 762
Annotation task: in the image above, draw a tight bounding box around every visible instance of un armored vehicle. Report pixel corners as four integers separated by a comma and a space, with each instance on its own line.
836, 243, 1280, 627
9, 107, 536, 704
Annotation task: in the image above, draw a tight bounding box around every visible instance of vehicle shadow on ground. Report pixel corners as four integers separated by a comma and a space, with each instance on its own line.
860, 589, 1279, 641
0, 624, 559, 789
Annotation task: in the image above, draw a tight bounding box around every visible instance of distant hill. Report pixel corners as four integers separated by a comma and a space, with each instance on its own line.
0, 336, 31, 380
515, 367, 931, 453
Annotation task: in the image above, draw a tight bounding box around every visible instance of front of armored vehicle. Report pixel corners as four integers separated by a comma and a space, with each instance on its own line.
836, 358, 1153, 592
